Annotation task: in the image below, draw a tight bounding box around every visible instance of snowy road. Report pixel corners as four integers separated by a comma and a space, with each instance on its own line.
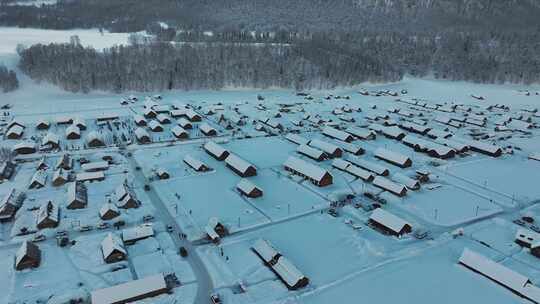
127, 154, 214, 304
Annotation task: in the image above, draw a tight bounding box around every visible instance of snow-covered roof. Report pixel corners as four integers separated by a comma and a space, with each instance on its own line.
252, 239, 279, 263
91, 273, 168, 304
133, 114, 146, 124
134, 127, 150, 140
148, 120, 163, 131
236, 178, 262, 196
369, 208, 411, 234
122, 225, 154, 242
297, 144, 325, 160
42, 132, 59, 146
101, 233, 126, 259
322, 126, 353, 142
52, 168, 69, 184
30, 169, 47, 188
171, 125, 188, 137
81, 161, 109, 172
347, 155, 389, 176
15, 241, 40, 268
284, 156, 331, 182
36, 200, 59, 226
273, 256, 306, 288
13, 141, 36, 153
391, 173, 420, 190
200, 123, 216, 135
374, 148, 411, 167
345, 127, 375, 139
65, 124, 81, 136
345, 164, 374, 181
86, 131, 104, 145
373, 176, 407, 196
309, 139, 342, 156
459, 139, 502, 155
331, 158, 350, 171
67, 182, 87, 205
76, 171, 105, 182
204, 141, 228, 159
156, 113, 170, 123
285, 133, 309, 145
458, 248, 540, 303
99, 203, 119, 218
177, 117, 192, 128
225, 153, 256, 174
183, 155, 208, 171
7, 125, 24, 137
170, 109, 187, 117
381, 126, 406, 139
427, 129, 453, 139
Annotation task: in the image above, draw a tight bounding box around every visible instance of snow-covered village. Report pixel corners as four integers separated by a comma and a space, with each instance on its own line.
2, 1, 540, 304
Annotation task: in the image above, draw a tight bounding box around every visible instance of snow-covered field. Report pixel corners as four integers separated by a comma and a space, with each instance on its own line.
0, 27, 130, 57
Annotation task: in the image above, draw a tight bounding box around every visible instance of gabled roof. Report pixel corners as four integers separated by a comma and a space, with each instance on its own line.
200, 123, 216, 134
273, 256, 306, 288
284, 156, 331, 182
171, 125, 188, 137
99, 203, 119, 218
42, 132, 60, 146
204, 141, 228, 158
91, 273, 168, 304
297, 144, 325, 160
458, 248, 539, 299
309, 139, 342, 156
285, 133, 309, 145
373, 176, 407, 196
122, 225, 154, 242
134, 127, 151, 140
15, 241, 40, 268
36, 200, 59, 225
225, 153, 256, 174
374, 148, 411, 167
252, 239, 280, 263
369, 208, 411, 234
183, 155, 208, 171
322, 126, 354, 142
347, 155, 389, 176
30, 170, 47, 188
236, 178, 262, 195
101, 233, 126, 258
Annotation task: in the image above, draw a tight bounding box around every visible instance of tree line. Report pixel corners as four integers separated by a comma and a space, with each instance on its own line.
17, 39, 400, 93
0, 65, 19, 93
16, 28, 540, 93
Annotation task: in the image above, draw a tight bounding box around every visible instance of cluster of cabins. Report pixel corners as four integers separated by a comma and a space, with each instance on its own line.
6, 116, 109, 155
251, 239, 309, 290
284, 131, 419, 197
203, 141, 258, 178
134, 101, 218, 144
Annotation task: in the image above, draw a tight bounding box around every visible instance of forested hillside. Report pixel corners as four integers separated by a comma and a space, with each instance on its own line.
2, 0, 540, 32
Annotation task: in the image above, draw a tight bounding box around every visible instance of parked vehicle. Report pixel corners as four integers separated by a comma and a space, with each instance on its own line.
210, 294, 221, 304
97, 222, 109, 230
142, 215, 154, 222
32, 234, 46, 242
55, 230, 68, 238
79, 225, 93, 232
